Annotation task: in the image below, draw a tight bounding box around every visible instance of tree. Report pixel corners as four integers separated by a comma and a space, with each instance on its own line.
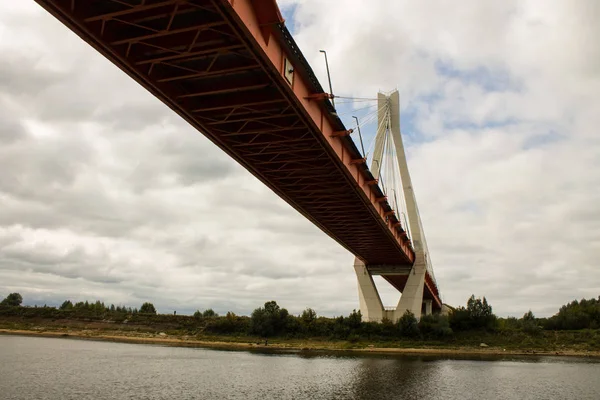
139, 302, 157, 314
523, 310, 535, 322
202, 309, 217, 318
92, 300, 106, 313
450, 295, 497, 331
521, 310, 541, 335
60, 300, 74, 310
250, 301, 289, 337
1, 293, 23, 307
467, 295, 493, 319
545, 297, 600, 330
397, 310, 420, 337
346, 309, 362, 329
301, 308, 317, 325
204, 311, 244, 334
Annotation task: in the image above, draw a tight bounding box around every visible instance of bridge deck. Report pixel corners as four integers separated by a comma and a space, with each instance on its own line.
35, 0, 440, 306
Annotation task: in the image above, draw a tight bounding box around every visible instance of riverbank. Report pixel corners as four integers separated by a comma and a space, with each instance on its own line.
2, 327, 599, 359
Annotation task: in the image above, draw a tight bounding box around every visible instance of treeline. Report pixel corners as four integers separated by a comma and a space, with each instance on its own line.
545, 297, 600, 330
1, 292, 599, 341
57, 300, 159, 315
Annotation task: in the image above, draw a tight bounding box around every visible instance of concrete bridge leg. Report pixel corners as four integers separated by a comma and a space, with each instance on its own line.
394, 254, 427, 321
354, 258, 429, 322
424, 300, 433, 316
353, 258, 384, 322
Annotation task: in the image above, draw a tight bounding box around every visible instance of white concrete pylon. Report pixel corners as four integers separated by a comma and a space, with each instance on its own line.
385, 91, 428, 320
353, 259, 384, 322
352, 90, 429, 322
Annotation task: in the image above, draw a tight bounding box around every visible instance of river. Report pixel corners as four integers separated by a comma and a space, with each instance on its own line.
1, 336, 599, 399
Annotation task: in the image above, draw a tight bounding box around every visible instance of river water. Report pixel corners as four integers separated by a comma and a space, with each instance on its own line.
1, 336, 599, 399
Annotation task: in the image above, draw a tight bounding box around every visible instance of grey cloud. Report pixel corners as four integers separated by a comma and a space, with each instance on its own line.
0, 244, 125, 286
0, 56, 66, 98
0, 108, 27, 144
0, 134, 94, 197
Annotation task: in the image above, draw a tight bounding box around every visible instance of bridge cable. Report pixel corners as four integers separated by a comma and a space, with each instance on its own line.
336, 103, 378, 117
334, 96, 379, 101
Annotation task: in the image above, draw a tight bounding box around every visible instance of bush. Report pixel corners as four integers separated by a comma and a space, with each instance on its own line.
204, 312, 249, 334
419, 314, 453, 338
498, 317, 520, 331
522, 322, 542, 335
202, 309, 218, 318
378, 318, 397, 337
346, 310, 362, 329
521, 311, 542, 335
348, 333, 360, 343
397, 310, 420, 338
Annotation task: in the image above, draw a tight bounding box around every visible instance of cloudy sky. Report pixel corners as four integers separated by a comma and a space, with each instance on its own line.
0, 1, 598, 317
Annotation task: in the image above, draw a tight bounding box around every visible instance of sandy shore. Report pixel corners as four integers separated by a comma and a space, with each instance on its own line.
2, 328, 599, 359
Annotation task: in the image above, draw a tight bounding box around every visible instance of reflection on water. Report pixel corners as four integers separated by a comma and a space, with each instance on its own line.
1, 336, 599, 399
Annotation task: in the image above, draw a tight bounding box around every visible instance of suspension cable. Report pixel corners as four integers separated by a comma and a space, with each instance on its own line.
334, 96, 378, 101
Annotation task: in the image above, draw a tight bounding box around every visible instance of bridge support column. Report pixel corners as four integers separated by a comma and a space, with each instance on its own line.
353, 258, 384, 322
424, 300, 433, 316
394, 254, 427, 321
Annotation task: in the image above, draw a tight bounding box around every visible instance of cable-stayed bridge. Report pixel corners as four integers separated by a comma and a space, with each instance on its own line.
34, 0, 441, 320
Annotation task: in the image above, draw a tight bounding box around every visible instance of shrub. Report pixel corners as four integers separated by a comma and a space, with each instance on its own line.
521, 311, 542, 335
419, 314, 453, 338
346, 310, 362, 329
204, 312, 249, 334
348, 333, 360, 343
397, 310, 420, 338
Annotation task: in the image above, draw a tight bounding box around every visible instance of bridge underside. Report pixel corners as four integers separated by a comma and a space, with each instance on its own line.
35, 0, 416, 266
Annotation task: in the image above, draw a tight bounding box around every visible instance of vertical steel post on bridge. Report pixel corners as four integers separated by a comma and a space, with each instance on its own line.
353, 90, 430, 322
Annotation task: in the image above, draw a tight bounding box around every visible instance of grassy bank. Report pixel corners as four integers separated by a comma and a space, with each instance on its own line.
1, 314, 599, 358
2, 294, 600, 358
